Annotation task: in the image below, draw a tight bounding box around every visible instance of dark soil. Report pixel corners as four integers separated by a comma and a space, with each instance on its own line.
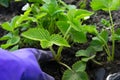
1, 1, 120, 80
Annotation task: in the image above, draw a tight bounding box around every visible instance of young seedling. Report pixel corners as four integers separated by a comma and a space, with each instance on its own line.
90, 0, 120, 61
21, 0, 95, 80
0, 8, 36, 50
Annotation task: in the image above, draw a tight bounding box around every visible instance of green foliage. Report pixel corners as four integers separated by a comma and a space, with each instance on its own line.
79, 0, 87, 9
0, 8, 33, 50
22, 28, 70, 48
91, 0, 120, 11
90, 0, 120, 61
62, 61, 88, 80
20, 1, 95, 79
0, 0, 9, 7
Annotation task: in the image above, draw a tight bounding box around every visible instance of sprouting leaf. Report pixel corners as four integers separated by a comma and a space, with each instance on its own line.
71, 30, 87, 43
76, 50, 89, 57
90, 38, 103, 51
68, 19, 81, 32
50, 34, 70, 47
9, 45, 19, 51
40, 40, 53, 48
67, 9, 93, 20
100, 30, 109, 42
113, 28, 120, 40
40, 0, 61, 16
81, 55, 95, 62
43, 0, 51, 4
76, 46, 95, 58
22, 28, 50, 41
22, 28, 70, 48
0, 33, 12, 41
101, 18, 110, 27
1, 36, 20, 49
62, 70, 88, 80
82, 25, 98, 35
35, 13, 47, 19
10, 16, 21, 28
75, 9, 94, 20
115, 28, 120, 35
91, 0, 120, 11
0, 0, 9, 7
1, 22, 13, 32
57, 21, 69, 35
72, 61, 86, 72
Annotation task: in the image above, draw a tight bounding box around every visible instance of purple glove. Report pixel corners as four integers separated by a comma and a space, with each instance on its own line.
0, 48, 54, 80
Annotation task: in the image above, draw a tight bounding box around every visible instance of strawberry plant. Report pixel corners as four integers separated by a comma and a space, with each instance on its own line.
90, 0, 120, 61
21, 0, 96, 80
0, 8, 36, 50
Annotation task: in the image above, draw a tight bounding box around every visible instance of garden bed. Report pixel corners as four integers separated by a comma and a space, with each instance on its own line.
1, 0, 120, 80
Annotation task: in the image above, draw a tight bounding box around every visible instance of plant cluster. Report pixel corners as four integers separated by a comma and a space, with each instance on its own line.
0, 0, 120, 80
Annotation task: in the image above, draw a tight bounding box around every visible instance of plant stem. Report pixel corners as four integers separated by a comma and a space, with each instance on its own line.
92, 59, 102, 65
49, 46, 56, 58
108, 9, 115, 61
56, 26, 71, 61
59, 62, 73, 72
57, 0, 68, 9
97, 35, 111, 59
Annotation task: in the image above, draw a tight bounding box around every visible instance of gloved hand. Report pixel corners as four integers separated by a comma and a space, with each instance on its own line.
0, 48, 55, 80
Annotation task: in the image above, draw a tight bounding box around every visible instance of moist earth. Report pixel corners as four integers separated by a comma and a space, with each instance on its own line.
1, 1, 120, 80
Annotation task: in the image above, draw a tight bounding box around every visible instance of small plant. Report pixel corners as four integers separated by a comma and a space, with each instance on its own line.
21, 0, 95, 79
22, 0, 94, 61
90, 0, 120, 61
0, 8, 36, 50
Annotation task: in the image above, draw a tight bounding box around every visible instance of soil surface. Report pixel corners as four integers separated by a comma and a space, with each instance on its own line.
1, 1, 120, 80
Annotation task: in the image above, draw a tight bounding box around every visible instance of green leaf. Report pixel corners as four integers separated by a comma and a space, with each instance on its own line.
41, 40, 52, 48
50, 34, 70, 47
67, 9, 93, 20
100, 30, 109, 42
76, 50, 89, 57
115, 28, 120, 35
72, 61, 86, 72
101, 18, 110, 27
114, 28, 120, 40
0, 0, 9, 7
81, 55, 95, 62
43, 0, 51, 4
91, 0, 120, 11
9, 45, 19, 51
71, 30, 87, 43
10, 16, 21, 28
57, 21, 69, 35
41, 0, 61, 16
1, 36, 20, 49
35, 13, 47, 19
68, 19, 81, 32
76, 46, 96, 58
0, 33, 12, 41
1, 22, 13, 32
90, 38, 103, 51
75, 9, 94, 20
22, 28, 50, 41
22, 28, 70, 48
82, 25, 98, 35
62, 70, 88, 80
